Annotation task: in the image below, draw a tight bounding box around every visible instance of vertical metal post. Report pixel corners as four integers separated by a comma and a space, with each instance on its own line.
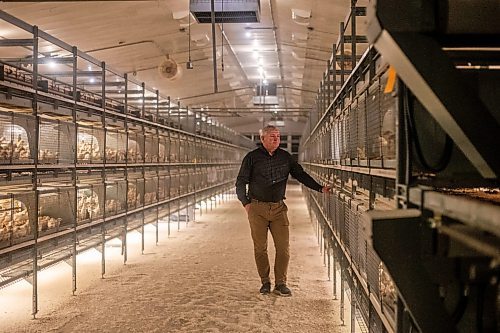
177, 198, 180, 231
333, 247, 337, 299
99, 60, 107, 280
350, 0, 357, 70
101, 225, 106, 278
327, 242, 331, 278
332, 44, 337, 100
31, 25, 40, 319
123, 217, 128, 264
141, 211, 145, 254
340, 265, 345, 325
339, 22, 345, 87
351, 297, 356, 333
210, 0, 218, 93
155, 90, 160, 245
123, 72, 129, 265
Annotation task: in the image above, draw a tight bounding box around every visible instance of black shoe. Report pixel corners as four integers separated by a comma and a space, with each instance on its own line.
274, 284, 292, 297
259, 282, 271, 294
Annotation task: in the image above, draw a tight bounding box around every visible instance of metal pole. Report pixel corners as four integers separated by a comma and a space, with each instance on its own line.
210, 0, 218, 93
31, 25, 39, 319
351, 298, 356, 333
333, 247, 337, 299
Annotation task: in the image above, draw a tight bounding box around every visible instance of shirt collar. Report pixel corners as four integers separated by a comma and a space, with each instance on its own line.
259, 145, 279, 156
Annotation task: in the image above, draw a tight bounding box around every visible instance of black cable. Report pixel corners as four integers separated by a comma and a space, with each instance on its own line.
451, 283, 469, 324
403, 84, 453, 173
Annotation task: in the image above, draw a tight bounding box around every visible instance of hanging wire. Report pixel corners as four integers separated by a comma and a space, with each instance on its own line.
221, 0, 224, 71
188, 3, 192, 64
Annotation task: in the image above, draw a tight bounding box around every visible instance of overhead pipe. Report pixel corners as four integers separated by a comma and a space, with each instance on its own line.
210, 0, 218, 93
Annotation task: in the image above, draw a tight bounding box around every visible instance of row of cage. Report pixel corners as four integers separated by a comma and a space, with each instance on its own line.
299, 13, 397, 330
0, 166, 238, 249
0, 182, 233, 292
305, 187, 396, 332
0, 11, 255, 150
0, 111, 243, 165
302, 62, 397, 168
0, 60, 239, 144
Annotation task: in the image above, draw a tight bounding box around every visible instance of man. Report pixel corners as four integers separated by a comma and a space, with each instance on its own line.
236, 125, 330, 296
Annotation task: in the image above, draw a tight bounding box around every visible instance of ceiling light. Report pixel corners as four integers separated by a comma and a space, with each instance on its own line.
252, 51, 259, 59
48, 60, 56, 68
263, 79, 268, 85
89, 78, 95, 83
245, 31, 252, 38
87, 65, 92, 70
291, 8, 311, 26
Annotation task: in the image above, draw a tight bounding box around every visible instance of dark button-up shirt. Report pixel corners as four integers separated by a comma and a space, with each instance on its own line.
235, 146, 323, 206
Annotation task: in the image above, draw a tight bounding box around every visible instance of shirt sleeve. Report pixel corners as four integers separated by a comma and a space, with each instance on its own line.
235, 153, 252, 206
289, 155, 323, 192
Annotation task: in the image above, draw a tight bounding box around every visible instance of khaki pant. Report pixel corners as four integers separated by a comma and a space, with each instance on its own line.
247, 200, 289, 285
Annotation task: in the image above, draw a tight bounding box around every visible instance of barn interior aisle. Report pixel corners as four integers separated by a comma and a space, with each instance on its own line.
1, 185, 348, 333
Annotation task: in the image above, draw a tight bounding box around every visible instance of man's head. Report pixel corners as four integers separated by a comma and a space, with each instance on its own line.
260, 125, 280, 154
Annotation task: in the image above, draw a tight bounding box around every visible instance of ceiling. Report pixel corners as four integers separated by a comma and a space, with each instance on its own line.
0, 0, 368, 135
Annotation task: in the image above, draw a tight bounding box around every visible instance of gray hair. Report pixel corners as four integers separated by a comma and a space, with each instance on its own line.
259, 125, 279, 139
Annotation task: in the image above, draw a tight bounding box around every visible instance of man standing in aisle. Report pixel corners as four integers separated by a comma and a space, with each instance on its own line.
236, 125, 330, 296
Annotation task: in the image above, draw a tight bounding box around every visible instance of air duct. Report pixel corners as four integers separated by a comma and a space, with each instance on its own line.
190, 0, 261, 23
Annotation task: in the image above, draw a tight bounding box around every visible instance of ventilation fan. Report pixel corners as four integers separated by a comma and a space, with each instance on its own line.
158, 56, 181, 80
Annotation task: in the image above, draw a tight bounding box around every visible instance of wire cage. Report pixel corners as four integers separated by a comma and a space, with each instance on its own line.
127, 130, 145, 164
179, 134, 188, 162
207, 166, 217, 186
77, 125, 104, 164
187, 136, 196, 163
127, 174, 145, 210
157, 170, 169, 201
187, 166, 196, 192
357, 205, 369, 281
38, 187, 76, 237
169, 132, 180, 162
179, 167, 189, 195
170, 167, 180, 197
356, 97, 368, 164
0, 191, 35, 250
144, 131, 159, 163
105, 179, 127, 217
158, 131, 168, 163
379, 73, 397, 163
339, 111, 349, 162
76, 183, 104, 224
348, 200, 361, 270
379, 262, 397, 324
38, 118, 76, 165
144, 173, 158, 205
0, 112, 35, 164
366, 82, 383, 162
199, 167, 208, 189
105, 129, 127, 163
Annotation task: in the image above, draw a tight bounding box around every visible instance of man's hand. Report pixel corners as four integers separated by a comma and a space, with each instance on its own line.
322, 186, 331, 193
244, 204, 251, 214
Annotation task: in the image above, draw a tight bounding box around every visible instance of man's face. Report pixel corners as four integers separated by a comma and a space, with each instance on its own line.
261, 129, 280, 153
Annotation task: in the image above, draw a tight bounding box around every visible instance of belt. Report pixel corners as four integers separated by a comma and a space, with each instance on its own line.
251, 199, 284, 204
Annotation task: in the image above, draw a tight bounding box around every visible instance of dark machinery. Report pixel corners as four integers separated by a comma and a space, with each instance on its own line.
367, 1, 500, 332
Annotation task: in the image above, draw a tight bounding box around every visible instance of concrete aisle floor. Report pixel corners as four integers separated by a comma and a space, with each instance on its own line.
1, 185, 348, 333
